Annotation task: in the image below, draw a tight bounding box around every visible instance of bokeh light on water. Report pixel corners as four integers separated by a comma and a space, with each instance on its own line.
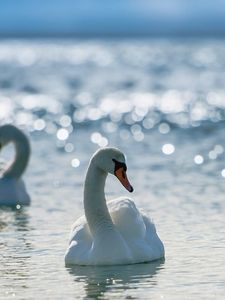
162, 144, 175, 155
194, 155, 204, 165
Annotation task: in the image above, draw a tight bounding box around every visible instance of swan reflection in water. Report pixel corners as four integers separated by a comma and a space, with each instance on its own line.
0, 205, 31, 231
67, 259, 165, 299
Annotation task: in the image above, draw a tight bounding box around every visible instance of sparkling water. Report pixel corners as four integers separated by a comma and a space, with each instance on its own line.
0, 38, 225, 299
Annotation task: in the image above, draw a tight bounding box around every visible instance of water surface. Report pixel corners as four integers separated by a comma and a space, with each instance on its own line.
0, 38, 225, 299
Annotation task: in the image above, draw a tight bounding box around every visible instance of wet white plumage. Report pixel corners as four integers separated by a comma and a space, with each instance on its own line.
65, 148, 164, 266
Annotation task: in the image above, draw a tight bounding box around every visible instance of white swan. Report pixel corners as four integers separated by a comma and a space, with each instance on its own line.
0, 124, 30, 206
65, 147, 164, 266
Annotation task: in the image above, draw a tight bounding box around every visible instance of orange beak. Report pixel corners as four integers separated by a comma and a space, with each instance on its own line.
115, 167, 134, 193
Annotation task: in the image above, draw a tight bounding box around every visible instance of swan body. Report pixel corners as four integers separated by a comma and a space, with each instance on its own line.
0, 124, 30, 206
65, 148, 164, 266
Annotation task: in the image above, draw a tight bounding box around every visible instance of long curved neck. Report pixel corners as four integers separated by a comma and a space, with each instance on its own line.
3, 130, 30, 179
84, 162, 114, 237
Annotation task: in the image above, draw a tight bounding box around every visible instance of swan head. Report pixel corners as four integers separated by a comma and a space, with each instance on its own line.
91, 147, 134, 193
0, 124, 30, 179
0, 124, 29, 148
0, 124, 14, 149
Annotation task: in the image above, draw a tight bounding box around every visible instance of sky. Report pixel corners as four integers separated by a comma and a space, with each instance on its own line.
0, 0, 225, 36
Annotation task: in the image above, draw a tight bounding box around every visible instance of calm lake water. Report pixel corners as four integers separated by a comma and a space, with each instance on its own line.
0, 38, 225, 299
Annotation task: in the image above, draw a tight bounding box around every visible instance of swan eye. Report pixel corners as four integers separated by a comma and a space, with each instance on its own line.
0, 143, 2, 150
112, 158, 127, 174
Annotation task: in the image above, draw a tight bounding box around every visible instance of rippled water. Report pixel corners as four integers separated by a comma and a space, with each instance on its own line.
0, 38, 225, 299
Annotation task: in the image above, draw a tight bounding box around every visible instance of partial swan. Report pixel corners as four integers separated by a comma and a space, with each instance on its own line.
65, 147, 164, 266
0, 124, 30, 206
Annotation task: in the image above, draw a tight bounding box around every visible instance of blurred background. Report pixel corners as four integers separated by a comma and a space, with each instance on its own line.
1, 1, 225, 300
1, 0, 225, 37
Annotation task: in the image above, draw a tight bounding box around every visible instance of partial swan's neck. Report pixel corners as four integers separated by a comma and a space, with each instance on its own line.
84, 162, 113, 237
3, 128, 30, 179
